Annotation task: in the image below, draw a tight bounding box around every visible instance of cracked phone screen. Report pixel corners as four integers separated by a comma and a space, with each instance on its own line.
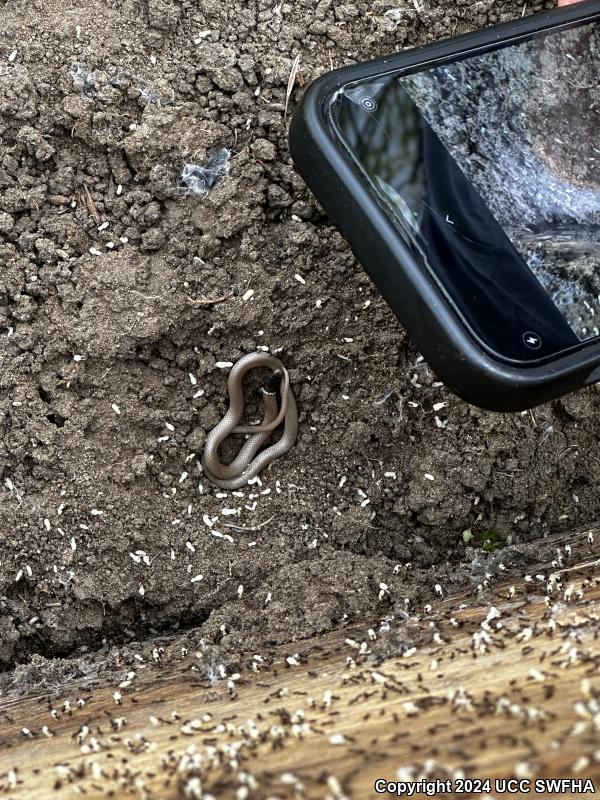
330, 18, 600, 361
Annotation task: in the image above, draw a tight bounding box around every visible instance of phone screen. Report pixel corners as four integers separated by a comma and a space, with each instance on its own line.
329, 18, 599, 362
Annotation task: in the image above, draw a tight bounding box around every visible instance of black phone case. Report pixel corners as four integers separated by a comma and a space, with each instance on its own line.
289, 1, 600, 411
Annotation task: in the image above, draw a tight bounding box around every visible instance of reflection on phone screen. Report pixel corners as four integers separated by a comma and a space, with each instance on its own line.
331, 18, 599, 361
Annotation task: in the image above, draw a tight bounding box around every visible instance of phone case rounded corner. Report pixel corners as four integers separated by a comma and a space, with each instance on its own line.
447, 348, 600, 412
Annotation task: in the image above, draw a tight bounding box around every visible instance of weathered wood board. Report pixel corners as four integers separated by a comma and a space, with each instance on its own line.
0, 528, 598, 799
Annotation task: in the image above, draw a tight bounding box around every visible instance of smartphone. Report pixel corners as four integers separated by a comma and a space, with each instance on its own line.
289, 1, 600, 411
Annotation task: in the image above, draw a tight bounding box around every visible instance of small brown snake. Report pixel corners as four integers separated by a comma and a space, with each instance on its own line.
201, 352, 298, 490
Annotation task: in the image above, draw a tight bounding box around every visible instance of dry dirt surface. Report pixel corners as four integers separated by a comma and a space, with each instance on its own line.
1, 0, 597, 680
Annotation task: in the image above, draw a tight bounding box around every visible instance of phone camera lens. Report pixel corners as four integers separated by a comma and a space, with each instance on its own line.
360, 96, 378, 112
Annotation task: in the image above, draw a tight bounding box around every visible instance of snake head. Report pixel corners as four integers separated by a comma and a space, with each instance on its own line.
262, 369, 283, 395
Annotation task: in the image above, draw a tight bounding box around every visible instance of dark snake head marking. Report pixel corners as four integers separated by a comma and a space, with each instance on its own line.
262, 369, 284, 396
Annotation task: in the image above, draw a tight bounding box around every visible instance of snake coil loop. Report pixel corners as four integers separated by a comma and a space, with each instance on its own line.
201, 353, 298, 490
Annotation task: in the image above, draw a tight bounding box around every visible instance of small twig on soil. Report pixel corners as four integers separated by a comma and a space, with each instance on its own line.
222, 514, 276, 532
284, 54, 301, 122
334, 352, 352, 363
186, 295, 230, 305
83, 184, 101, 224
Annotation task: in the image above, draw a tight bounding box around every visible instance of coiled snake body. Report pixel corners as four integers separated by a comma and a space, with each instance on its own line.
201, 352, 298, 490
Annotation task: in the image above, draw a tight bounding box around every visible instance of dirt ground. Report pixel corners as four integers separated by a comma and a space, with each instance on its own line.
1, 0, 597, 683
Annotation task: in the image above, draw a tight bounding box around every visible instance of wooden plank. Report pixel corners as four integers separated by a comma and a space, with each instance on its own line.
0, 528, 599, 799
